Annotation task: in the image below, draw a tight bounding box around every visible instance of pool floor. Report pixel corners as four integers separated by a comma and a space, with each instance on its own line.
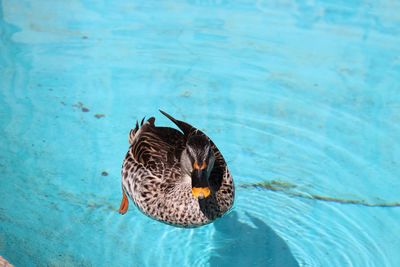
1, 1, 400, 266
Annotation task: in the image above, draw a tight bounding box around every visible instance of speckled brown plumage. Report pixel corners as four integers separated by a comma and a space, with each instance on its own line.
119, 111, 234, 227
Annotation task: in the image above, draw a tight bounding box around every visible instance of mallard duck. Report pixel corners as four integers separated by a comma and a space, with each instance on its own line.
118, 110, 234, 227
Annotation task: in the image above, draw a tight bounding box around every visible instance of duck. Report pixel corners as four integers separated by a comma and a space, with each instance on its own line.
118, 110, 234, 227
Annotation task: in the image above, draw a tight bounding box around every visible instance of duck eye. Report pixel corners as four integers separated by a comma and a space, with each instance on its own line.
193, 161, 200, 170
193, 161, 207, 170
201, 161, 207, 169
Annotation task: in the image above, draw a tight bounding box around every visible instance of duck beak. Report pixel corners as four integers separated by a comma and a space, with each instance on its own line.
191, 166, 211, 199
192, 187, 211, 199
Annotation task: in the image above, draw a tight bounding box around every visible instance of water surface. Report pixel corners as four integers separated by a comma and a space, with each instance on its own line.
1, 1, 400, 266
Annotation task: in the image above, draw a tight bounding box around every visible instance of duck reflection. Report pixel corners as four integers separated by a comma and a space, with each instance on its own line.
210, 211, 299, 267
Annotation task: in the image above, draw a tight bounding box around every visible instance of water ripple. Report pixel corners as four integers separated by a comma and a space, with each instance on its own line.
2, 1, 400, 266
236, 185, 393, 266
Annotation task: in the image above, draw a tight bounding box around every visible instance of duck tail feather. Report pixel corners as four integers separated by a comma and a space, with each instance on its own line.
148, 117, 155, 125
159, 110, 194, 136
140, 117, 146, 126
129, 120, 140, 145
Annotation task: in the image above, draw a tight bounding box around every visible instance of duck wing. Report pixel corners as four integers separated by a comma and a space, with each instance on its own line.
129, 117, 185, 176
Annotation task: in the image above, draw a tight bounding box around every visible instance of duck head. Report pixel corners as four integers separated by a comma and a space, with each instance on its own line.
181, 134, 215, 199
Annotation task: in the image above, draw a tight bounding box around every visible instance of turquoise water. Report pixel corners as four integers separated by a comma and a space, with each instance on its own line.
1, 1, 400, 266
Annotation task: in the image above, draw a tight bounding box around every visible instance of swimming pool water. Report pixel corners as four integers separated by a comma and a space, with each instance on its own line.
1, 1, 400, 266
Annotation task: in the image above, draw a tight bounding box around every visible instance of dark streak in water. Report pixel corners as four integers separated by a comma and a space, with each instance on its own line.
240, 180, 400, 207
73, 102, 90, 112
94, 114, 105, 119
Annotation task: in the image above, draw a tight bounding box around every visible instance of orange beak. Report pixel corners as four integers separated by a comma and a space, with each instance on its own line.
192, 187, 211, 199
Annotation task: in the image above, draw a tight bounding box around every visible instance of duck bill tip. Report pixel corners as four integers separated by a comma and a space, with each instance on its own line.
192, 187, 211, 199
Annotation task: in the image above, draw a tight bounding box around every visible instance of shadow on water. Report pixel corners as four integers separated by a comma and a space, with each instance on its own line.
210, 211, 299, 267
